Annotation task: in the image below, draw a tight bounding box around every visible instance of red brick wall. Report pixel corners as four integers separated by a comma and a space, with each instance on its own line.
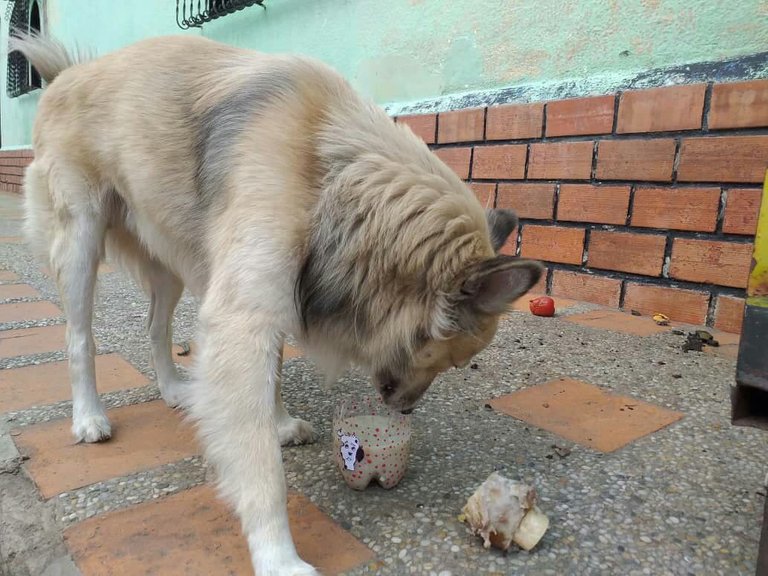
396, 79, 768, 333
0, 149, 32, 194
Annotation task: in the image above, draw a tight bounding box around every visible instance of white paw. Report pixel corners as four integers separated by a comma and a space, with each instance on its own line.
159, 379, 186, 409
255, 557, 320, 576
72, 413, 112, 443
277, 417, 315, 447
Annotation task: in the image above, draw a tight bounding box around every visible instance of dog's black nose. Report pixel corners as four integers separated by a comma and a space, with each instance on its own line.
400, 408, 414, 415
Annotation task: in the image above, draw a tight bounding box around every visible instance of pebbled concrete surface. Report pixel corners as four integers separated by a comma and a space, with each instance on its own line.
1, 190, 767, 576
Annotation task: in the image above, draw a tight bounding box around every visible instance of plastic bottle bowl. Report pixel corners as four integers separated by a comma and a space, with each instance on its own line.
332, 395, 412, 490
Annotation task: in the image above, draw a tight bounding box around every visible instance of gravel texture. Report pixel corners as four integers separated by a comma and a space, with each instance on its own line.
2, 194, 767, 576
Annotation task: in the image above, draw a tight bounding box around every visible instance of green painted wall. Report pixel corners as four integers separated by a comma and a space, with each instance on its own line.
2, 0, 767, 147
0, 0, 196, 147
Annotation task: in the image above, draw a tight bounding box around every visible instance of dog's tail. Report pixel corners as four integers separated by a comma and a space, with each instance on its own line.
8, 30, 90, 85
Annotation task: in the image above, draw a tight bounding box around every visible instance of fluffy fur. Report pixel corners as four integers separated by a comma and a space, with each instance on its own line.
12, 31, 542, 575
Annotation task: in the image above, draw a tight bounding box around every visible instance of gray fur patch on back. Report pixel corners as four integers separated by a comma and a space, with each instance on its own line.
196, 69, 296, 205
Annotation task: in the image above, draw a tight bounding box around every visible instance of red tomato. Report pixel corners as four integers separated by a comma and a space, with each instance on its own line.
529, 296, 555, 317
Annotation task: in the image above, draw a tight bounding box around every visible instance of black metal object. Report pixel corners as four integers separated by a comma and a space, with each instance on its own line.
176, 0, 266, 30
6, 0, 42, 98
733, 302, 768, 431
760, 494, 768, 576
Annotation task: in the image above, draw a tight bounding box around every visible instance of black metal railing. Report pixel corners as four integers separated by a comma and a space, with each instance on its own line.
7, 0, 41, 98
176, 0, 265, 29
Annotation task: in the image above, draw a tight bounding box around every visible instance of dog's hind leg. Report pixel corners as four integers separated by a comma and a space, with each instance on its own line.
274, 341, 315, 446
26, 163, 110, 443
145, 261, 186, 407
104, 226, 186, 407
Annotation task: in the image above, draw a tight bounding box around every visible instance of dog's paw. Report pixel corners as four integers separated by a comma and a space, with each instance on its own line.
257, 558, 320, 576
277, 417, 315, 446
72, 413, 112, 443
159, 379, 186, 409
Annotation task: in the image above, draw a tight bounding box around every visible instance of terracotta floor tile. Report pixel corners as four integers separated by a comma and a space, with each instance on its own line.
173, 341, 303, 369
489, 377, 683, 452
564, 310, 672, 337
0, 236, 23, 244
703, 330, 740, 360
172, 341, 196, 368
0, 301, 61, 323
284, 342, 303, 360
1, 354, 149, 413
65, 485, 374, 576
510, 293, 578, 314
0, 324, 68, 359
0, 270, 19, 282
15, 400, 199, 498
0, 283, 39, 300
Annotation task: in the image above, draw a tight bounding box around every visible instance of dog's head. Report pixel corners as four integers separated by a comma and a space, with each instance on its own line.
297, 159, 542, 413
371, 208, 541, 412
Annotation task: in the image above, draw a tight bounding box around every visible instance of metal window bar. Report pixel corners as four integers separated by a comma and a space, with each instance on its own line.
6, 0, 40, 98
176, 0, 265, 30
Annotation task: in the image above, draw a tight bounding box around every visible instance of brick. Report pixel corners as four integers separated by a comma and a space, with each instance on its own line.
397, 114, 436, 144
65, 486, 374, 576
546, 95, 615, 137
678, 136, 768, 183
670, 238, 752, 288
0, 166, 25, 176
1, 354, 149, 413
520, 225, 585, 265
623, 283, 710, 325
588, 230, 666, 276
0, 283, 39, 300
596, 139, 676, 181
703, 329, 740, 360
529, 272, 548, 295
551, 270, 622, 307
0, 270, 19, 282
488, 378, 682, 452
16, 400, 199, 497
469, 182, 496, 207
565, 309, 673, 337
437, 108, 484, 143
471, 144, 526, 179
486, 103, 543, 140
557, 184, 630, 225
714, 295, 745, 334
0, 301, 61, 323
496, 183, 555, 220
631, 187, 720, 232
617, 84, 706, 133
0, 324, 67, 359
528, 141, 593, 180
709, 80, 768, 130
723, 188, 762, 235
499, 225, 519, 256
434, 147, 471, 179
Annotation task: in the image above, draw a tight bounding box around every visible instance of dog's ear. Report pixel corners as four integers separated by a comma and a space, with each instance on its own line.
485, 209, 518, 253
459, 255, 544, 315
356, 446, 365, 462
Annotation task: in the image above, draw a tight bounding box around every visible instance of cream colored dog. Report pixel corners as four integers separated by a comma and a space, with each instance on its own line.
11, 32, 542, 575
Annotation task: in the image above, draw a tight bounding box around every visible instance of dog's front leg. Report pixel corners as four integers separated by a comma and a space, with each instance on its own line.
187, 302, 318, 576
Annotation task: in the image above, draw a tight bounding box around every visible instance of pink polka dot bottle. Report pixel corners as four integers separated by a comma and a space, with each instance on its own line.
332, 395, 413, 490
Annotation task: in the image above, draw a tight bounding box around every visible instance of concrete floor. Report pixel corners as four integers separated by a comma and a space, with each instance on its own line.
1, 190, 767, 576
